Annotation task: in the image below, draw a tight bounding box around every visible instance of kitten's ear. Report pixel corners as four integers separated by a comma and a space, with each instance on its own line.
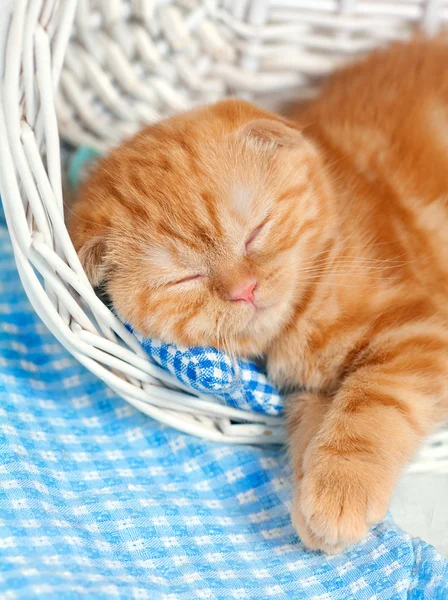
240, 118, 304, 148
77, 235, 108, 287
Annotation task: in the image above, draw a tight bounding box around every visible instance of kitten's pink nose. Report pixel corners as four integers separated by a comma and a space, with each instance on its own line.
229, 279, 257, 304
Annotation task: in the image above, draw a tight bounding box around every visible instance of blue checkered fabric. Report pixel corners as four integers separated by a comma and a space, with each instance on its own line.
127, 327, 282, 416
1, 216, 448, 599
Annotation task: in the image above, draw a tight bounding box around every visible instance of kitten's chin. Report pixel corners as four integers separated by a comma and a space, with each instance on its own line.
227, 299, 295, 358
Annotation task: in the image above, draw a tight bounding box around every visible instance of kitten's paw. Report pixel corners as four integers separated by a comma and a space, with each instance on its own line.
291, 491, 344, 555
292, 447, 390, 552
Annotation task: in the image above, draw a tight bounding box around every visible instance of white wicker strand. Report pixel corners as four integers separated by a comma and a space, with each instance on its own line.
35, 26, 63, 213
119, 393, 285, 444
40, 0, 57, 29
35, 22, 72, 322
23, 0, 42, 129
424, 0, 443, 35
50, 0, 78, 86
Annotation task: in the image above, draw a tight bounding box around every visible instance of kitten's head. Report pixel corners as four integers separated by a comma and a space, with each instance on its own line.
70, 100, 333, 357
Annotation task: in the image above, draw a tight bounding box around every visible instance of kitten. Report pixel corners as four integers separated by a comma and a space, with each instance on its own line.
69, 39, 448, 553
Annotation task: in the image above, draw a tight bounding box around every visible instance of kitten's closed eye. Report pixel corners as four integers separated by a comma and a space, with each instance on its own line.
245, 224, 264, 252
171, 274, 206, 286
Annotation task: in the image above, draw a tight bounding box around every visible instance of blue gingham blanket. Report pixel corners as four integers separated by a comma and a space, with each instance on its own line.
127, 326, 282, 416
1, 221, 448, 600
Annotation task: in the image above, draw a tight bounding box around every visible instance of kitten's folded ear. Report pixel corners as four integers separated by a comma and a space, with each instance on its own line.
75, 234, 108, 288
240, 118, 304, 148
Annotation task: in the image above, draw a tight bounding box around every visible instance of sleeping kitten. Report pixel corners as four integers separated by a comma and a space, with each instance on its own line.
69, 39, 448, 553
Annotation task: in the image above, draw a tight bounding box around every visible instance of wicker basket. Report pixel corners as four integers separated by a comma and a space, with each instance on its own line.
1, 0, 447, 470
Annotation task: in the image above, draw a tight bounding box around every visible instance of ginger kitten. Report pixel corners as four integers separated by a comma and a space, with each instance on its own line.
69, 39, 448, 553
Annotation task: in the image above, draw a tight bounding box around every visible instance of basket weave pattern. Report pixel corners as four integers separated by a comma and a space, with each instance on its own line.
1, 0, 448, 469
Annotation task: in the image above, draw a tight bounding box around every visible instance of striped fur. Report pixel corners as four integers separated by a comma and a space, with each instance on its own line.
69, 39, 448, 553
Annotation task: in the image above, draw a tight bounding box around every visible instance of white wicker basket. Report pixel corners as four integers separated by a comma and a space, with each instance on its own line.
1, 0, 447, 470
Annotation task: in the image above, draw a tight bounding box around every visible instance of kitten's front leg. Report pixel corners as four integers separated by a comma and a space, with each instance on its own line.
287, 391, 340, 552
290, 335, 448, 553
287, 391, 332, 482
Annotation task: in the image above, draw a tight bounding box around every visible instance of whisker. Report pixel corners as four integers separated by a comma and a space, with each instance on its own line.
297, 272, 401, 282
295, 262, 410, 274
298, 279, 382, 289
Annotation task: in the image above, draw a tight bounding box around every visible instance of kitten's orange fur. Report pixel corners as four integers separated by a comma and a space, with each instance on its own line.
69, 39, 448, 553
